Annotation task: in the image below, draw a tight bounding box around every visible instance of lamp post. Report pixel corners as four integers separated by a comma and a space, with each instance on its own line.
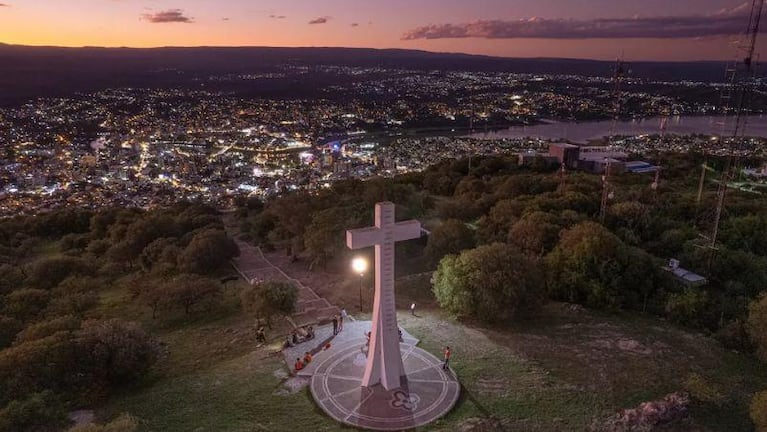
351, 257, 368, 313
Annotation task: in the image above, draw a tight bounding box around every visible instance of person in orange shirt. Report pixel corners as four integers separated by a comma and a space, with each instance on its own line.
442, 346, 451, 370
295, 358, 305, 372
303, 351, 313, 364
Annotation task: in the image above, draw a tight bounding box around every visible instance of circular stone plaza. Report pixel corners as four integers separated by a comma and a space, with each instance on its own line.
290, 321, 460, 430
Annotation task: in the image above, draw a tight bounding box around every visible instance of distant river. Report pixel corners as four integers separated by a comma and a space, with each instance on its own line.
467, 115, 767, 143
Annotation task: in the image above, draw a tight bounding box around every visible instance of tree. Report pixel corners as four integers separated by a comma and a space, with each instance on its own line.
240, 280, 298, 327
76, 319, 158, 386
177, 230, 239, 275
304, 205, 367, 269
432, 243, 545, 323
751, 390, 767, 432
129, 278, 166, 319
47, 276, 101, 318
545, 221, 663, 310
476, 199, 525, 244
508, 211, 561, 256
139, 238, 180, 272
3, 289, 50, 321
26, 256, 93, 290
0, 391, 69, 432
163, 275, 223, 315
0, 331, 77, 405
15, 316, 81, 344
747, 294, 767, 362
0, 264, 25, 295
424, 219, 475, 266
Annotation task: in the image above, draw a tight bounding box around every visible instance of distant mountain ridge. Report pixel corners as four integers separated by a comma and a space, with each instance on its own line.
0, 44, 749, 107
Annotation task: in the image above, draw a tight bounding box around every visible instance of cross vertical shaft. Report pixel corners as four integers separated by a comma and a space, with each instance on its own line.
346, 202, 421, 390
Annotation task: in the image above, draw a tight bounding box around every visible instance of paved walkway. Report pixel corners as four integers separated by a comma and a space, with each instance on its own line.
283, 320, 418, 377
230, 239, 340, 327
308, 323, 460, 431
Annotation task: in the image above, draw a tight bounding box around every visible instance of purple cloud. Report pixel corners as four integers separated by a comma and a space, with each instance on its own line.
308, 16, 331, 25
142, 9, 194, 24
269, 14, 286, 19
403, 5, 755, 40
351, 22, 359, 27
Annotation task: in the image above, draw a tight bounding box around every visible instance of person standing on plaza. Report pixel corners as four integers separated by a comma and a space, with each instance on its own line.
339, 309, 345, 332
442, 346, 451, 370
332, 315, 339, 335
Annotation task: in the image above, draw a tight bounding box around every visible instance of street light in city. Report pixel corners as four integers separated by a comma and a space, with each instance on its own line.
351, 257, 368, 313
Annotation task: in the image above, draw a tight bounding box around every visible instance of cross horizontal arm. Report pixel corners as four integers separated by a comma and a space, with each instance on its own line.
393, 220, 422, 242
346, 226, 381, 250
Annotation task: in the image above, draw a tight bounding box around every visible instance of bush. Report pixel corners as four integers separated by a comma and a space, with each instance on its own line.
665, 288, 709, 328
3, 289, 50, 321
432, 243, 545, 323
0, 391, 69, 432
26, 256, 94, 290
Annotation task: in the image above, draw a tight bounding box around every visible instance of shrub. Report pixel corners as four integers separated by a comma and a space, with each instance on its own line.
665, 288, 709, 328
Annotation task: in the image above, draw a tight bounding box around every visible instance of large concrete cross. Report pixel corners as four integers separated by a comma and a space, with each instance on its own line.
346, 202, 421, 390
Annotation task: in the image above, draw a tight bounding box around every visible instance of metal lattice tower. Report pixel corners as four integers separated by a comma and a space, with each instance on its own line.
703, 0, 764, 272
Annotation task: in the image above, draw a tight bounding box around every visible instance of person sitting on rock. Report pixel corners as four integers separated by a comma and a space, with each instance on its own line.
306, 326, 315, 339
295, 358, 304, 371
291, 330, 299, 345
303, 351, 313, 364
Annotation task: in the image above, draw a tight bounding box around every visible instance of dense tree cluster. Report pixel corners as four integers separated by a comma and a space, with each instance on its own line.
238, 176, 429, 270
0, 203, 238, 429
237, 154, 767, 347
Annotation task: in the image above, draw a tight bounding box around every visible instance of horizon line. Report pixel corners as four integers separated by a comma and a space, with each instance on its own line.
0, 41, 740, 63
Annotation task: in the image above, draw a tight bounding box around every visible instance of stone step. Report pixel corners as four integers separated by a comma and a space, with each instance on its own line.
292, 306, 340, 327
297, 298, 331, 314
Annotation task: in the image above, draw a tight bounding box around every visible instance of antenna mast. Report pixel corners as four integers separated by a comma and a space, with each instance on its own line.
705, 0, 764, 271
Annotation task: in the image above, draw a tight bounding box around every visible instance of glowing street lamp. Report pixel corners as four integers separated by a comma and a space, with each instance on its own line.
351, 257, 368, 312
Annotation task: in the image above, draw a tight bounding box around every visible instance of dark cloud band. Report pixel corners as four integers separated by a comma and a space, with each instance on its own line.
309, 16, 331, 25
402, 5, 757, 40
142, 9, 193, 24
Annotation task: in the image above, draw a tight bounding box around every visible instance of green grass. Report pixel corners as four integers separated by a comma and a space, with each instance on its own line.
101, 352, 339, 432
95, 305, 767, 431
